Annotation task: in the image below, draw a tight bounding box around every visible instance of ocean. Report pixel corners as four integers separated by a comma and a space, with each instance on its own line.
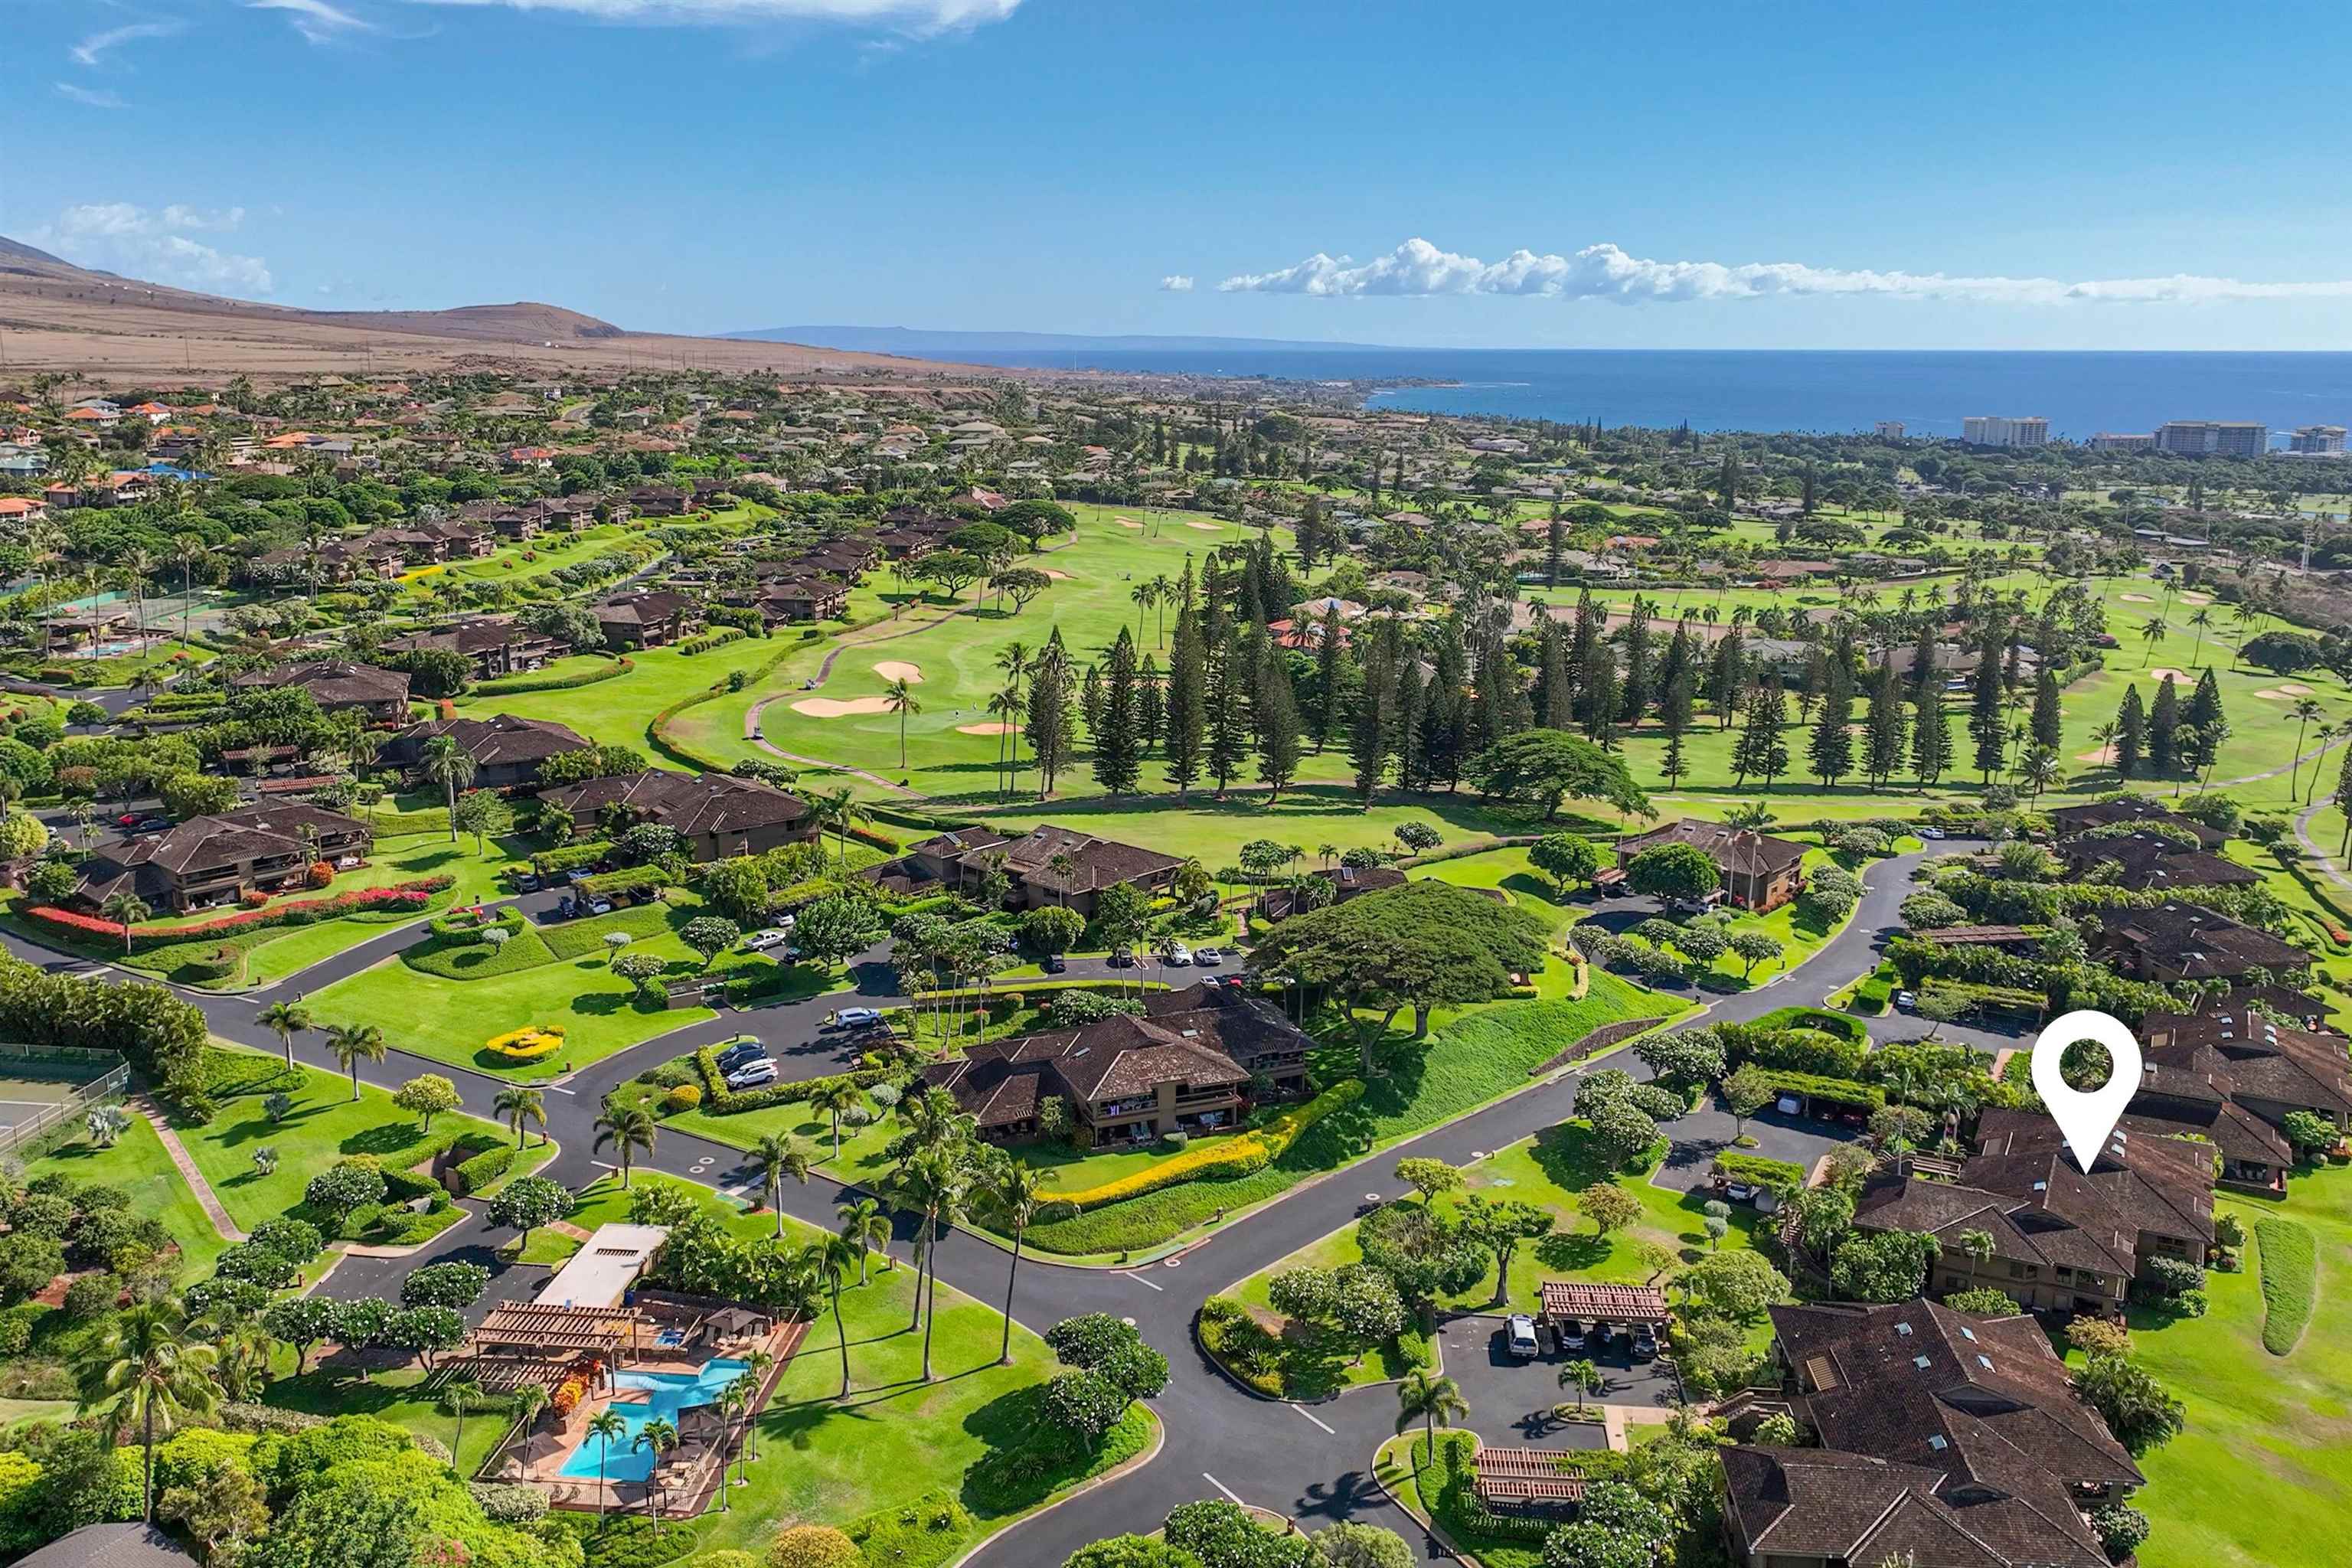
941, 347, 2352, 443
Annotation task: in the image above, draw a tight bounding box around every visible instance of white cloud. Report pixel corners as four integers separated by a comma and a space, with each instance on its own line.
1216, 237, 2352, 307
70, 21, 181, 66
30, 204, 273, 295
55, 83, 131, 109
250, 0, 377, 43
400, 0, 1021, 29
1158, 275, 1194, 292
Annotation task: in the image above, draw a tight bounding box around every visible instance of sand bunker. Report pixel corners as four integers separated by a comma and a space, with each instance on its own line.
2076, 746, 2115, 765
872, 661, 923, 683
1044, 570, 1073, 580
2120, 593, 2155, 603
1184, 519, 1223, 531
2178, 592, 2213, 604
2144, 668, 2190, 684
2279, 682, 2317, 695
1115, 516, 1142, 529
956, 722, 1019, 735
792, 696, 894, 717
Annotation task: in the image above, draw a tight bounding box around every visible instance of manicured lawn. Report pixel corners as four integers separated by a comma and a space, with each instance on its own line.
558, 1174, 1158, 1557
2125, 1165, 2352, 1568
456, 631, 797, 756
171, 1044, 511, 1235
24, 1114, 230, 1282
2254, 1217, 2318, 1356
303, 940, 718, 1081
266, 1364, 514, 1477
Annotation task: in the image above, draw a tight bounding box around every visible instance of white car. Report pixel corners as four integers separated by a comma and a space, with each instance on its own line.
741, 929, 794, 953
1895, 991, 1918, 1011
725, 1060, 779, 1090
1918, 825, 1946, 840
834, 1007, 883, 1028
1162, 943, 1194, 966
1776, 1095, 1803, 1116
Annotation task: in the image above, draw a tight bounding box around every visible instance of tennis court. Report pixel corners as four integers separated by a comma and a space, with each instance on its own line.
0, 1047, 129, 1151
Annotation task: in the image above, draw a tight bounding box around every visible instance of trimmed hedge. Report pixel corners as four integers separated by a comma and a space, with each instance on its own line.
541, 903, 673, 960
690, 1045, 898, 1115
472, 656, 633, 697
450, 1144, 519, 1198
1713, 1152, 1808, 1198
26, 875, 454, 952
1750, 1067, 1885, 1110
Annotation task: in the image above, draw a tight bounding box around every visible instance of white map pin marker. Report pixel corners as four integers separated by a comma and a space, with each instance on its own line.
2030, 1009, 2141, 1174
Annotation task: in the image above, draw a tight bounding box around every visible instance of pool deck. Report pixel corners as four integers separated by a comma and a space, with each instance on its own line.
489, 1318, 807, 1517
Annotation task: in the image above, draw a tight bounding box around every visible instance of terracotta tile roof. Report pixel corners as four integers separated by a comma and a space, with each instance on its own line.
1539, 1281, 1669, 1322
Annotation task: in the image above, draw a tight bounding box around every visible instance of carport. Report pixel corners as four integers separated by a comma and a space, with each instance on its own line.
1539, 1281, 1669, 1336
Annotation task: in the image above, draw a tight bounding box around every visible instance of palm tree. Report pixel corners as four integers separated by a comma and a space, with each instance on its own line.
736, 1348, 776, 1462
887, 1148, 968, 1381
584, 1408, 628, 1520
808, 1080, 864, 1158
325, 1022, 384, 1103
420, 734, 476, 844
712, 1380, 748, 1508
1047, 850, 1077, 909
116, 545, 158, 655
883, 678, 922, 771
632, 1415, 678, 1526
2185, 606, 2216, 666
100, 893, 150, 957
807, 1236, 860, 1397
2230, 600, 2262, 668
2138, 616, 2169, 668
1148, 573, 1175, 645
1129, 580, 1158, 647
2089, 721, 2119, 771
2288, 698, 2325, 801
511, 1383, 550, 1439
1557, 1359, 1602, 1412
172, 533, 211, 648
595, 1104, 658, 1187
838, 1196, 892, 1285
80, 1298, 221, 1520
256, 1001, 311, 1067
982, 1158, 1067, 1365
2309, 724, 2341, 806
753, 1132, 813, 1236
808, 786, 869, 874
495, 1086, 547, 1149
443, 1376, 485, 1461
1724, 801, 1780, 832
1394, 1370, 1468, 1466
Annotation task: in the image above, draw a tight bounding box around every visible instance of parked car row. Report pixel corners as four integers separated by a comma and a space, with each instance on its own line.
716, 1036, 776, 1090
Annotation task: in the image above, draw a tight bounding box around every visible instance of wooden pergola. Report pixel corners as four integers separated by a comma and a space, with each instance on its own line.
470, 1302, 648, 1365
1539, 1281, 1670, 1326
1472, 1446, 1587, 1518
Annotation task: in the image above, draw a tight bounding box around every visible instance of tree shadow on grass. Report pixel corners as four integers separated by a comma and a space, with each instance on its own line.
341, 1119, 429, 1157
205, 1103, 332, 1151
1535, 1232, 1612, 1272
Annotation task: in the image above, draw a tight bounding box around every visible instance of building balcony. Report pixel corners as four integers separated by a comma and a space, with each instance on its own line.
1097, 1096, 1158, 1120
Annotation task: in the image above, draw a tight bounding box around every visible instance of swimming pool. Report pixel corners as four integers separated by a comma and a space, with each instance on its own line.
557, 1357, 751, 1482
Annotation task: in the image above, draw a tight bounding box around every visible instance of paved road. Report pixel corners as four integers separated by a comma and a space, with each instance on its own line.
0, 838, 1952, 1563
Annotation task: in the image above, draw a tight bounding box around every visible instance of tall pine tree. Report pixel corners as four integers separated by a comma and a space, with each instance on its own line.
1092, 628, 1142, 795
1969, 632, 2007, 782
1864, 657, 1909, 788
1732, 681, 1789, 790
1808, 645, 1856, 789
1710, 629, 1746, 730
1204, 627, 1253, 795
1619, 598, 1654, 725
1025, 630, 1076, 799
1162, 564, 1206, 796
1911, 688, 1952, 787
2030, 668, 2063, 751
1350, 649, 1393, 805
1660, 666, 1696, 789
1138, 653, 1165, 751
2148, 675, 2181, 776
1312, 604, 1348, 751
2115, 683, 2146, 779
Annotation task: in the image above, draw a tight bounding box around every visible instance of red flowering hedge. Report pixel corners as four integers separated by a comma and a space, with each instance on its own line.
28, 875, 456, 952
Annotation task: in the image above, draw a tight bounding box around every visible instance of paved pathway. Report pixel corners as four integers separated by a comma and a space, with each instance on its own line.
2295, 797, 2352, 897
129, 1093, 247, 1243
0, 834, 1955, 1564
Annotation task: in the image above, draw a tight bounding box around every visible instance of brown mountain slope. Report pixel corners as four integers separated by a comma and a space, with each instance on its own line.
0, 236, 985, 384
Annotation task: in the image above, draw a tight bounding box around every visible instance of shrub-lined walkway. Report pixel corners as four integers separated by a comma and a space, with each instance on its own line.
129, 1093, 246, 1243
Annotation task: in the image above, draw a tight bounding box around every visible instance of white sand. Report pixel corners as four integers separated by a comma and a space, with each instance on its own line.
2076, 746, 2115, 764
872, 661, 923, 683
2120, 593, 2156, 603
2253, 688, 2291, 701
1115, 517, 1142, 529
2145, 668, 2190, 684
2178, 592, 2213, 604
792, 696, 895, 717
1184, 519, 1223, 531
1044, 570, 1073, 580
2279, 682, 2317, 695
956, 722, 1018, 735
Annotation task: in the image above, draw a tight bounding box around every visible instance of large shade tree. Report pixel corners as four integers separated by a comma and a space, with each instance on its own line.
1250, 880, 1550, 1067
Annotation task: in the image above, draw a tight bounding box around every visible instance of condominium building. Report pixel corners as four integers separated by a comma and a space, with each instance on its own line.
1960, 415, 2049, 448
2290, 425, 2347, 455
2090, 431, 2156, 452
1873, 420, 1906, 439
2154, 420, 2269, 457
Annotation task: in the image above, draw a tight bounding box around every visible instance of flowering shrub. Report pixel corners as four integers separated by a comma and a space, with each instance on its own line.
663, 1083, 702, 1112
25, 875, 456, 952
240, 890, 270, 910
1056, 1079, 1365, 1211
486, 1026, 565, 1062
550, 1378, 584, 1417
307, 861, 334, 889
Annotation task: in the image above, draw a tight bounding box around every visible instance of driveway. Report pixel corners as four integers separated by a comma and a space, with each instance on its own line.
1650, 1093, 1857, 1193
1432, 1312, 1675, 1450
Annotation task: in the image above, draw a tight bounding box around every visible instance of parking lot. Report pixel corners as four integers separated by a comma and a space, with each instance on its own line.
1434, 1312, 1678, 1450
1649, 1090, 1857, 1194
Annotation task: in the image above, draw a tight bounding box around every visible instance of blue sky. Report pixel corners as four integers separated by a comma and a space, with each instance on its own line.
11, 0, 2352, 349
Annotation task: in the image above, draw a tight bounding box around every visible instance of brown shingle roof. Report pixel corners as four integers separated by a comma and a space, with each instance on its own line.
541, 769, 808, 838
228, 659, 410, 708
1619, 818, 1808, 879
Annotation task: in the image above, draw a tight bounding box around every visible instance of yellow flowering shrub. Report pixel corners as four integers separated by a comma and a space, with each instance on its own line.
485, 1025, 566, 1062
1057, 1079, 1364, 1211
